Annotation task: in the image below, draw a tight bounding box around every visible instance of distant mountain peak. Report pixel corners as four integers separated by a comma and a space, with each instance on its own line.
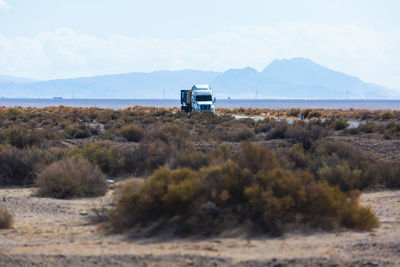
263, 57, 322, 72
224, 66, 257, 74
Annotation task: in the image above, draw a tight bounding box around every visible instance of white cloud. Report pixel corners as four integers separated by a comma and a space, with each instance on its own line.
0, 24, 399, 90
0, 0, 10, 10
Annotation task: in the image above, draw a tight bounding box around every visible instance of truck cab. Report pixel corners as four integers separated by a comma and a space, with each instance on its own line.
191, 85, 215, 112
181, 84, 215, 113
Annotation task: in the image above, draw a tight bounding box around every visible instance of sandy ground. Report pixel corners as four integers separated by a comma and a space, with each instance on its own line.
0, 185, 399, 266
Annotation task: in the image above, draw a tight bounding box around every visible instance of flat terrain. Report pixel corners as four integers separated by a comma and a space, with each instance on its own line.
1, 184, 399, 266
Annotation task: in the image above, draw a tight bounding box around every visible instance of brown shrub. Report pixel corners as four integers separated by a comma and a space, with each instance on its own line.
0, 206, 13, 229
380, 111, 394, 120
119, 125, 144, 142
0, 146, 41, 186
287, 108, 301, 117
171, 150, 210, 170
110, 159, 378, 236
235, 141, 278, 174
4, 126, 41, 148
36, 158, 107, 199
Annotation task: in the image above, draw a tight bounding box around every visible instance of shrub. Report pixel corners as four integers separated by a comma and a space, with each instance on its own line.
110, 142, 380, 234
309, 111, 322, 118
119, 125, 144, 142
285, 122, 328, 150
231, 127, 255, 141
0, 146, 40, 186
36, 158, 107, 198
302, 109, 312, 118
111, 167, 201, 227
318, 163, 363, 192
357, 122, 377, 136
123, 141, 171, 176
0, 206, 13, 229
152, 124, 189, 143
255, 121, 273, 134
360, 112, 372, 120
382, 122, 400, 140
287, 108, 300, 117
4, 126, 40, 148
73, 143, 124, 176
235, 141, 278, 174
66, 124, 92, 139
171, 151, 210, 170
380, 111, 394, 120
308, 141, 400, 191
331, 119, 349, 131
111, 157, 378, 235
267, 124, 287, 139
286, 143, 310, 169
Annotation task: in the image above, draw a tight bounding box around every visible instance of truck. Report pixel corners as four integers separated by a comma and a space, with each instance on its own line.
180, 85, 216, 113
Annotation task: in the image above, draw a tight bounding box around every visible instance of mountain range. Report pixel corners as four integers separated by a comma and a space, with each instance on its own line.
0, 58, 397, 99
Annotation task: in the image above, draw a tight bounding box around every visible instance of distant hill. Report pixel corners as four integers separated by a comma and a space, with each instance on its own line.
0, 58, 397, 99
0, 75, 38, 85
0, 70, 221, 99
211, 58, 398, 99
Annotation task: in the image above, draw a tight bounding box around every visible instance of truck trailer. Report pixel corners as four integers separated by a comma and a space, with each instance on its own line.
181, 85, 215, 113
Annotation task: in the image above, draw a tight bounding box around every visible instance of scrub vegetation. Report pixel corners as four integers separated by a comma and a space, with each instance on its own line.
1, 106, 399, 235
0, 205, 13, 229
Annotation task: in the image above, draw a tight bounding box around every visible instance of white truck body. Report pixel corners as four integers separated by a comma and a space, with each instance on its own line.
181, 84, 215, 113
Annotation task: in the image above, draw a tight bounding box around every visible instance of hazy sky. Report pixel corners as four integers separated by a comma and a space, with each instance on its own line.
1, 0, 400, 90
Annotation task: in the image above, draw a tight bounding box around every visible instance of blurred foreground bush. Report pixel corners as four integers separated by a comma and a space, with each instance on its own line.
110, 142, 379, 236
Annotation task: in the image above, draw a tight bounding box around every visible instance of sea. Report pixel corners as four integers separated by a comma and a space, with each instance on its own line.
0, 98, 399, 110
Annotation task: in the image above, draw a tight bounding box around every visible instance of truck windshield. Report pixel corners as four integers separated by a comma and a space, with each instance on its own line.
196, 95, 212, 101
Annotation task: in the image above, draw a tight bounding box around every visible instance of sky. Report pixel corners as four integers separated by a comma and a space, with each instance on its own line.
0, 0, 400, 90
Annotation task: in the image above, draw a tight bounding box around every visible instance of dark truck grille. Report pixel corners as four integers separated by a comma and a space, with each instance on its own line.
200, 104, 211, 111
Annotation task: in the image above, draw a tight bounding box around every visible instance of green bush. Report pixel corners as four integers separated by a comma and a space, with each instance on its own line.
318, 163, 363, 192
36, 158, 107, 199
0, 206, 13, 229
309, 141, 400, 190
111, 167, 201, 227
119, 125, 144, 142
73, 143, 124, 176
